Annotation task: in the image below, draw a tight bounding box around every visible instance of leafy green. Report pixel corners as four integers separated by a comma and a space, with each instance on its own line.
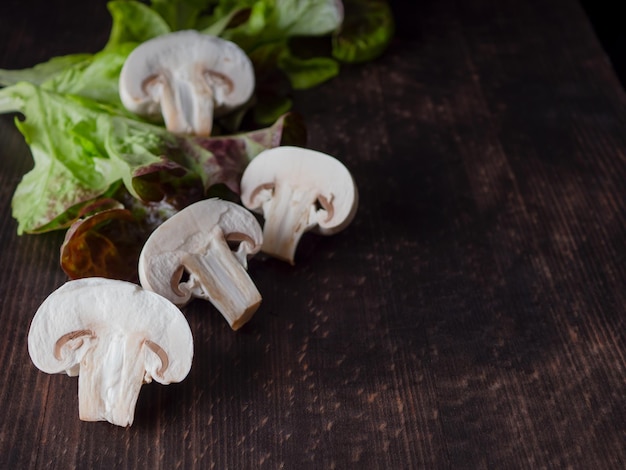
217, 0, 343, 47
332, 0, 394, 63
0, 0, 392, 123
0, 82, 168, 233
215, 0, 344, 90
60, 199, 142, 282
42, 44, 138, 108
0, 80, 304, 234
278, 52, 339, 90
0, 54, 92, 87
150, 0, 215, 31
58, 112, 304, 280
0, 0, 391, 278
105, 0, 171, 49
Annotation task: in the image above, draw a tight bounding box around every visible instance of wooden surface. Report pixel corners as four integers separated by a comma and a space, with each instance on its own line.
1, 0, 625, 468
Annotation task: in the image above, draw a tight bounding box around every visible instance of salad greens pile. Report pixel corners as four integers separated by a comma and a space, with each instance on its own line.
0, 0, 393, 281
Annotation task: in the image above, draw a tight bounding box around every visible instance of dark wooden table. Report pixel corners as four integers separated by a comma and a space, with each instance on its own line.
1, 1, 624, 468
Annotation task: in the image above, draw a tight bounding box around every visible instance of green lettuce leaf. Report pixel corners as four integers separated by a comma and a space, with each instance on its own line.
0, 0, 390, 241
332, 0, 394, 63
272, 0, 344, 36
150, 0, 216, 31
197, 5, 246, 35
218, 0, 342, 46
0, 82, 168, 234
0, 54, 92, 87
42, 43, 138, 108
57, 113, 305, 281
105, 0, 171, 49
0, 80, 304, 234
278, 50, 339, 89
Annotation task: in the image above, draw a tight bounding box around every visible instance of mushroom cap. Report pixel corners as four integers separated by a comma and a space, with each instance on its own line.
28, 277, 193, 384
119, 30, 254, 121
240, 146, 359, 235
138, 198, 263, 305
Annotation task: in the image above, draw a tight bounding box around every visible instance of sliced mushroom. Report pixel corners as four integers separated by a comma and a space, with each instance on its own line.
27, 278, 193, 427
240, 146, 358, 264
119, 30, 255, 136
139, 198, 263, 330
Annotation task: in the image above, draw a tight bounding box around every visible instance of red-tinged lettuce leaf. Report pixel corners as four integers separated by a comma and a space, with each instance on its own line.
0, 82, 171, 234
178, 112, 306, 193
28, 182, 123, 234
60, 202, 143, 283
60, 188, 181, 282
0, 74, 303, 235
131, 156, 205, 207
59, 113, 306, 281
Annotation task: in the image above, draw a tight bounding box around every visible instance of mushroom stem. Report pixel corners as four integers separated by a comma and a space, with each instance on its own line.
158, 74, 216, 136
261, 185, 319, 264
183, 231, 262, 330
159, 78, 186, 134
77, 334, 147, 427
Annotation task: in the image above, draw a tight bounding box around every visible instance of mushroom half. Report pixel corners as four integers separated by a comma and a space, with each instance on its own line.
119, 30, 255, 136
27, 278, 193, 427
240, 146, 358, 264
139, 198, 263, 330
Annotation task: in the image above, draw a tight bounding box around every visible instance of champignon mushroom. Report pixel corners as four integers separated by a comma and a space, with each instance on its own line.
240, 146, 358, 264
138, 198, 263, 330
119, 30, 255, 136
27, 277, 193, 427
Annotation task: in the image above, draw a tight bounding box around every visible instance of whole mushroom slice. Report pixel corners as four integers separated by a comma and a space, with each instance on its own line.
240, 146, 358, 264
139, 198, 263, 330
119, 30, 255, 136
27, 278, 193, 427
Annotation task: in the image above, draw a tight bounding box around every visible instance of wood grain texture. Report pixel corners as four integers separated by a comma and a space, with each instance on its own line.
1, 0, 624, 468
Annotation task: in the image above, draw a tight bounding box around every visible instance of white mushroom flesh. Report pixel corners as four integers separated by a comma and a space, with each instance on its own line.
240, 146, 358, 264
139, 198, 263, 330
119, 30, 255, 136
257, 184, 321, 263
27, 278, 193, 427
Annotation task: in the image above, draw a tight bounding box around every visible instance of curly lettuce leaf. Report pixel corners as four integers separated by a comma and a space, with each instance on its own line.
30, 182, 124, 234
273, 0, 344, 36
0, 82, 169, 233
0, 2, 160, 107
150, 0, 217, 31
42, 43, 138, 108
217, 0, 342, 47
1, 0, 386, 132
60, 201, 146, 283
0, 1, 169, 98
332, 0, 394, 63
105, 0, 171, 49
0, 54, 92, 87
0, 0, 390, 240
278, 51, 339, 89
58, 113, 305, 281
216, 0, 343, 90
130, 111, 306, 202
0, 79, 305, 234
2, 0, 391, 115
